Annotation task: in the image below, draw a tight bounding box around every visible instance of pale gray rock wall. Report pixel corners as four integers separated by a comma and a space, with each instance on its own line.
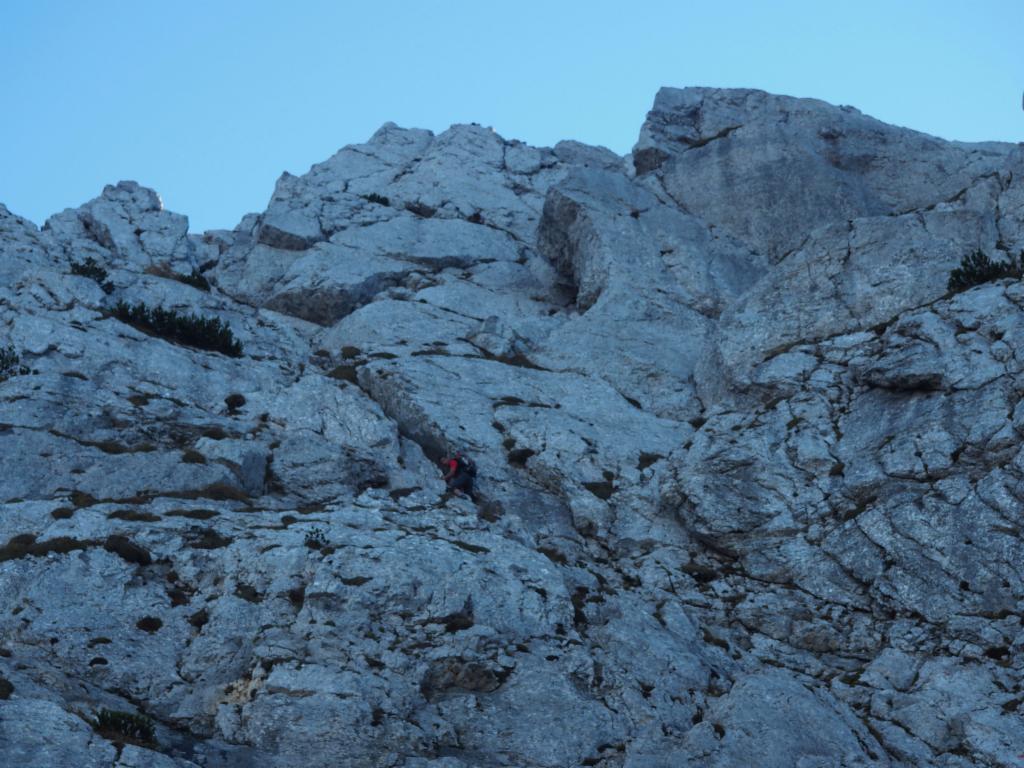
634, 87, 1014, 261
2, 87, 1022, 767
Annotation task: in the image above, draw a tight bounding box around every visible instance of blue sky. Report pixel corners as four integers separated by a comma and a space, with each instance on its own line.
2, 0, 1020, 232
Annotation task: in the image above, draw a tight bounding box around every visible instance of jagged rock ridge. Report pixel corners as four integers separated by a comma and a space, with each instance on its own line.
0, 86, 1022, 767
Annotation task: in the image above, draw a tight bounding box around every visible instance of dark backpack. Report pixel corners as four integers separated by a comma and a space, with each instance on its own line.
457, 455, 477, 477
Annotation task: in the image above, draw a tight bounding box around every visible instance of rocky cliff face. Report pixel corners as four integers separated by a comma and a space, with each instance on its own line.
1, 87, 1023, 767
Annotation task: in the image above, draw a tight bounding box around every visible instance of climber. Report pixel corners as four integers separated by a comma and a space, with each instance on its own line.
440, 450, 477, 500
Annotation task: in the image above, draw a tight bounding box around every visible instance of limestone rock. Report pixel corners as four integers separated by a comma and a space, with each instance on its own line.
634, 86, 1013, 260
3, 85, 1024, 768
0, 699, 117, 768
45, 181, 195, 273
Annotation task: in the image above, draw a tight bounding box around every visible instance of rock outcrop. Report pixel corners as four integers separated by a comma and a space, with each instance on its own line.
1, 87, 1022, 767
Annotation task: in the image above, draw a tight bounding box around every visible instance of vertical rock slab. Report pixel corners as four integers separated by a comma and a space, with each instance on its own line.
634, 87, 1013, 260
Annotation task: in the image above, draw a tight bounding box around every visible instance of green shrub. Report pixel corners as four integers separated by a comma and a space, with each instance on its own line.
0, 346, 29, 382
0, 533, 89, 562
224, 393, 246, 412
181, 449, 206, 464
948, 249, 1024, 293
175, 269, 211, 292
135, 616, 163, 633
304, 527, 327, 550
144, 263, 210, 291
93, 708, 156, 746
113, 301, 243, 357
405, 201, 436, 218
70, 257, 114, 294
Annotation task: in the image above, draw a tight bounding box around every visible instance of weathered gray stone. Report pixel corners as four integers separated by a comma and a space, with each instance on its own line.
715, 204, 999, 385
45, 181, 195, 272
2, 85, 1024, 768
665, 671, 888, 767
634, 86, 1013, 259
0, 698, 117, 768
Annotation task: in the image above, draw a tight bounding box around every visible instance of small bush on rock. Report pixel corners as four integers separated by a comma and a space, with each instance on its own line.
188, 527, 233, 549
70, 257, 114, 294
113, 301, 243, 357
93, 708, 156, 746
181, 449, 206, 464
362, 193, 390, 207
0, 533, 88, 562
176, 269, 211, 292
145, 263, 210, 291
103, 535, 152, 566
405, 201, 436, 218
948, 249, 1024, 292
135, 616, 163, 633
224, 393, 246, 412
0, 346, 29, 382
304, 527, 327, 550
